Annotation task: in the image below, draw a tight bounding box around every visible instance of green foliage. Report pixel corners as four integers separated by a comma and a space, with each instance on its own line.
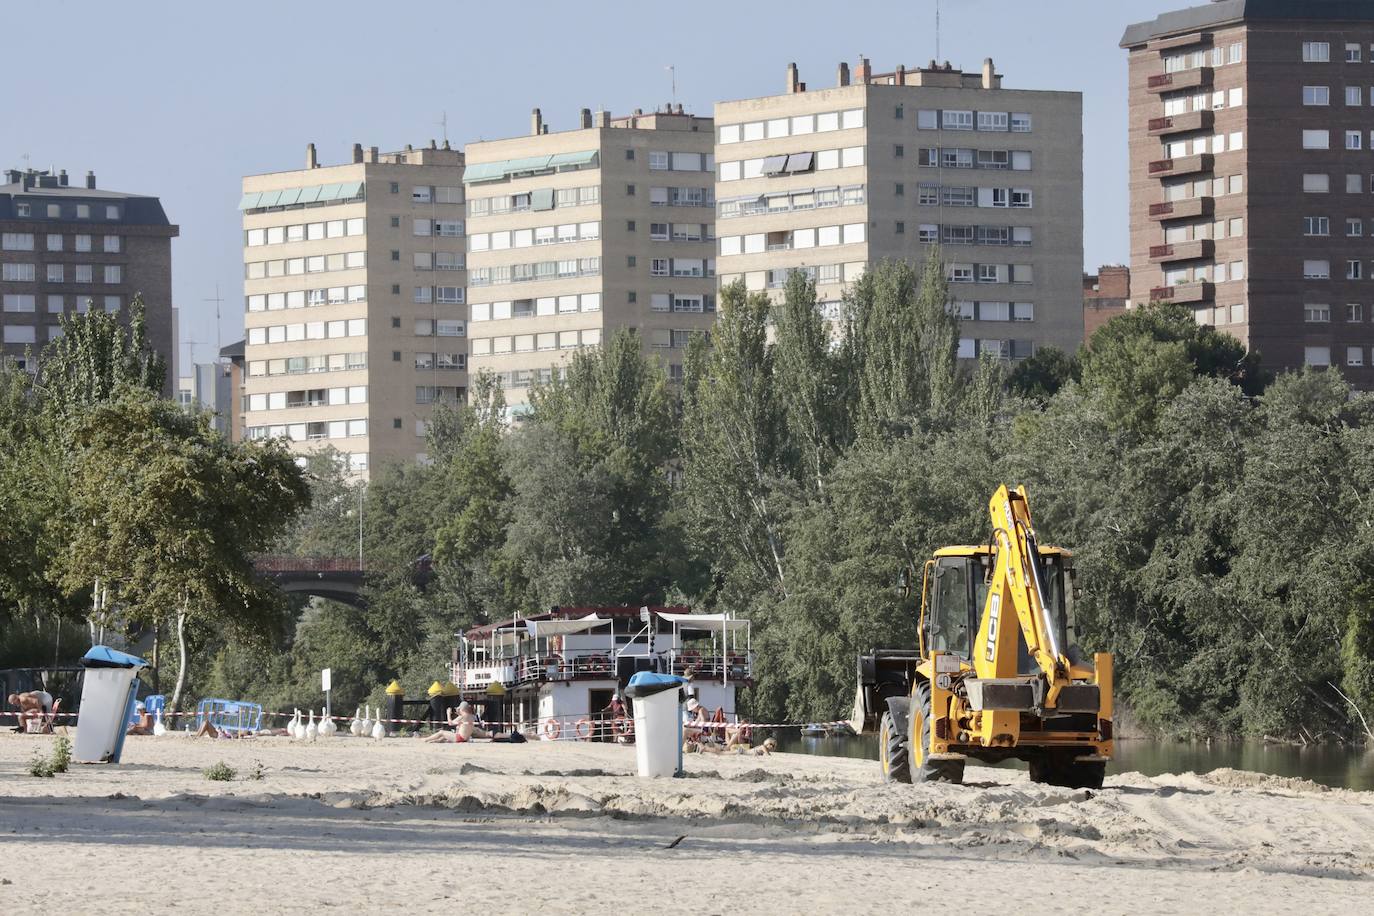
38, 293, 165, 421
203, 761, 235, 781
1007, 346, 1078, 401
27, 736, 71, 777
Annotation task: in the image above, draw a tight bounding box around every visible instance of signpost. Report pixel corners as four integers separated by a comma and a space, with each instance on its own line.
321, 668, 332, 719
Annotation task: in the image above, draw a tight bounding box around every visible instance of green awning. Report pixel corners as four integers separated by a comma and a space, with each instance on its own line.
238, 180, 367, 210
463, 150, 597, 185
531, 188, 555, 211
548, 150, 599, 169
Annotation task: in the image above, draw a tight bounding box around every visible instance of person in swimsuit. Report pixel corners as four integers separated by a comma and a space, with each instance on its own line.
8, 690, 54, 732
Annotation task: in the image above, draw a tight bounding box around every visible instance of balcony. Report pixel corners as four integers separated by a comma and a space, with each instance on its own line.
1148, 153, 1212, 177
1147, 67, 1212, 93
1147, 109, 1214, 137
1149, 281, 1214, 304
1148, 196, 1213, 222
1149, 239, 1214, 263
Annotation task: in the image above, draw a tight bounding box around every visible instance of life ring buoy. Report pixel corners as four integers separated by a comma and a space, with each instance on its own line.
613, 716, 634, 738
574, 718, 592, 740
543, 718, 561, 740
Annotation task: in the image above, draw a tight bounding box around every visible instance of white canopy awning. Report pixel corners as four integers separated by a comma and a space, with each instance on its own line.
526, 614, 608, 638
656, 612, 750, 632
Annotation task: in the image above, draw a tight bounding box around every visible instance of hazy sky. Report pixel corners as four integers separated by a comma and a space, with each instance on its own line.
3, 0, 1186, 375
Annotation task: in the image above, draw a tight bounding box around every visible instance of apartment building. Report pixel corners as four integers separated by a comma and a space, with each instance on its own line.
1123, 0, 1374, 379
239, 142, 466, 474
714, 58, 1084, 360
1, 168, 178, 385
176, 359, 234, 436
1084, 265, 1131, 338
463, 106, 716, 412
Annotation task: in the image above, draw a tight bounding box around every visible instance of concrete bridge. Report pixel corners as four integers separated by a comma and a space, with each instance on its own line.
252, 556, 432, 608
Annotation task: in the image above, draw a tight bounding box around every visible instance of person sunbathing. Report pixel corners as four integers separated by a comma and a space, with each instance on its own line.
422, 701, 490, 743
7, 690, 54, 733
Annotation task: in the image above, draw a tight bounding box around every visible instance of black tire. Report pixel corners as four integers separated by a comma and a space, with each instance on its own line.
1028, 752, 1106, 789
879, 700, 911, 784
908, 682, 965, 784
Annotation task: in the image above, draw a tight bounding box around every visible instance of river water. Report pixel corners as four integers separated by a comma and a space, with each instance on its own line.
772, 733, 1374, 791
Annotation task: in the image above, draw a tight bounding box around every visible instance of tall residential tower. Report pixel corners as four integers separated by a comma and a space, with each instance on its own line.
463, 106, 716, 412
1, 168, 178, 384
1123, 0, 1374, 378
714, 58, 1084, 360
239, 142, 466, 473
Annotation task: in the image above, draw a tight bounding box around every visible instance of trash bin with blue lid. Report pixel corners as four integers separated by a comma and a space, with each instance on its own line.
73, 646, 148, 764
624, 672, 688, 778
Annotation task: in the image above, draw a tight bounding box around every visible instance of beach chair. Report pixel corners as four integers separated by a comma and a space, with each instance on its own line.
26, 698, 62, 735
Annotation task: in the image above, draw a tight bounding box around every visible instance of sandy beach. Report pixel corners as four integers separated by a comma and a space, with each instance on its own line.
1, 730, 1371, 915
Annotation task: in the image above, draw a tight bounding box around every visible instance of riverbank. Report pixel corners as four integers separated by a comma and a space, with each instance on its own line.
2, 731, 1372, 914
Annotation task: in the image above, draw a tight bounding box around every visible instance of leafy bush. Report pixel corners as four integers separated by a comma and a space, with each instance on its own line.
203, 761, 235, 781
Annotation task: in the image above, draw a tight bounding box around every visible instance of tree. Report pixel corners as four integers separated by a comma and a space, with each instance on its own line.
37, 294, 165, 420
772, 270, 851, 494
1079, 301, 1265, 435
50, 389, 309, 711
1007, 346, 1078, 401
844, 254, 960, 438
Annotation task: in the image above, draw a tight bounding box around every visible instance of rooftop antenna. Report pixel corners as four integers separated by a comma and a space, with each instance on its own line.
202, 283, 223, 358
666, 64, 677, 105
437, 110, 449, 145
935, 0, 942, 62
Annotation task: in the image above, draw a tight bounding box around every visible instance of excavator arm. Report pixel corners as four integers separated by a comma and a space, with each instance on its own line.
974, 485, 1073, 706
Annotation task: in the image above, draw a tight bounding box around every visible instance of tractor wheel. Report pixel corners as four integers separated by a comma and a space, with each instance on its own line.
879, 700, 911, 784
908, 682, 965, 784
1028, 752, 1106, 789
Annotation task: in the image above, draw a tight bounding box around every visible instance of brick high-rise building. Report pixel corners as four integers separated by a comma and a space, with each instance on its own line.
1123, 0, 1374, 378
1, 168, 178, 387
462, 106, 717, 414
714, 57, 1085, 361
239, 142, 466, 475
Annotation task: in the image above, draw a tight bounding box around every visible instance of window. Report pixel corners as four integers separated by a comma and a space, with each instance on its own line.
1304, 173, 1330, 192
1304, 85, 1330, 105
103, 295, 119, 313
74, 265, 92, 283
413, 218, 431, 236
1305, 259, 1331, 279
1229, 87, 1244, 107
1304, 130, 1331, 149
412, 186, 432, 203
47, 294, 62, 313
1305, 216, 1330, 236
1349, 303, 1364, 322
46, 264, 63, 283
1349, 260, 1364, 280
1306, 304, 1331, 322
46, 234, 61, 251
917, 109, 938, 129
3, 325, 35, 344
1349, 130, 1364, 150
3, 294, 36, 312
894, 144, 905, 158
1348, 43, 1363, 63
1229, 175, 1243, 194
978, 111, 1009, 132
1350, 174, 1364, 193
942, 110, 974, 130
648, 151, 669, 171
1010, 189, 1033, 208
1349, 347, 1365, 367
1010, 112, 1032, 133
650, 258, 669, 276
1350, 218, 1365, 237
1305, 346, 1332, 367
2, 263, 34, 281
1303, 42, 1330, 63
1, 232, 33, 251
1349, 86, 1364, 106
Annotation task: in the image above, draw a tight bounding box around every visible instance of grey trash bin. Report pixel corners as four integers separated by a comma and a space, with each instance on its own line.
73, 646, 148, 764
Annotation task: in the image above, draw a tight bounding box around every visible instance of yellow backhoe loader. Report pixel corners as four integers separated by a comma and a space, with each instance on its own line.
851, 485, 1113, 788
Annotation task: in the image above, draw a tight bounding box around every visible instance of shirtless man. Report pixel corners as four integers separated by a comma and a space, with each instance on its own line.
7, 690, 54, 733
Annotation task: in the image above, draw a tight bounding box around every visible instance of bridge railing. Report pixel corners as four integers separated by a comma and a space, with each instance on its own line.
253, 556, 365, 573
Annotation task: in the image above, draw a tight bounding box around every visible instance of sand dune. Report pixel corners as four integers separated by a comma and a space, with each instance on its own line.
1, 731, 1371, 914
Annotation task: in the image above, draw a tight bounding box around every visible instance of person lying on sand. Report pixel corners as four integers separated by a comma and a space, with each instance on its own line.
7, 690, 54, 733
